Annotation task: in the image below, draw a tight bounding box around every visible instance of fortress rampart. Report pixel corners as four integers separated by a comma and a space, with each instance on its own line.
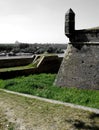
54, 9, 99, 90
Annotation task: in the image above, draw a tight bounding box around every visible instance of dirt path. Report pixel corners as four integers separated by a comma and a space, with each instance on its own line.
2, 89, 99, 114
0, 89, 99, 130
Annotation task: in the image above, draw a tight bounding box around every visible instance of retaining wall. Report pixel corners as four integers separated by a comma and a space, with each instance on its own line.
0, 57, 34, 68
0, 55, 62, 79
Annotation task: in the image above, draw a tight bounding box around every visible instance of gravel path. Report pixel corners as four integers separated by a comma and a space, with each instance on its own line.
1, 89, 99, 114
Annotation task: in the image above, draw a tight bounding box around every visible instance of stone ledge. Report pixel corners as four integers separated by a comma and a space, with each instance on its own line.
75, 28, 99, 33
69, 42, 99, 45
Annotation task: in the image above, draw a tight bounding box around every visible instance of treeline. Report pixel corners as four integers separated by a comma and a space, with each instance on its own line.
0, 42, 67, 55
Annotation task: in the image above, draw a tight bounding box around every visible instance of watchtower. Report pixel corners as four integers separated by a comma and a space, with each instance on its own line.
65, 8, 75, 42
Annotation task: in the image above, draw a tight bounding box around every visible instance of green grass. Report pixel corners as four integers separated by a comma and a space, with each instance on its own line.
0, 63, 36, 72
0, 73, 99, 109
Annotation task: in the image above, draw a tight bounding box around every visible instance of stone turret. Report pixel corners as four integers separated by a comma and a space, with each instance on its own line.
54, 9, 99, 90
65, 8, 75, 42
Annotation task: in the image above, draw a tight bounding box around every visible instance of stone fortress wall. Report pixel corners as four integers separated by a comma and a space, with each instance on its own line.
54, 9, 99, 90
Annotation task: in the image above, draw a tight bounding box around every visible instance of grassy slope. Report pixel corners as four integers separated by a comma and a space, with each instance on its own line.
0, 73, 99, 109
0, 63, 35, 72
0, 90, 99, 130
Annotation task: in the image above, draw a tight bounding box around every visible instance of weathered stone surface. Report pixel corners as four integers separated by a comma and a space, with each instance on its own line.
54, 43, 99, 90
74, 28, 99, 42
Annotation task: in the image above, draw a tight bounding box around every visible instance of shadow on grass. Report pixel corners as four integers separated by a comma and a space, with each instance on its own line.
89, 113, 99, 119
73, 120, 99, 130
66, 113, 99, 130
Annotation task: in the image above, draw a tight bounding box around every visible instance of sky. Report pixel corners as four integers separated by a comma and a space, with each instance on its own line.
0, 0, 99, 43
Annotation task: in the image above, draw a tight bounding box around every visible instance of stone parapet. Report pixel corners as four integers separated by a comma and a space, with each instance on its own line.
69, 42, 99, 45
74, 28, 99, 42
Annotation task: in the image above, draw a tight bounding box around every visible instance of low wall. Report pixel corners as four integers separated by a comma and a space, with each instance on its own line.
37, 55, 62, 73
0, 57, 34, 68
0, 55, 62, 79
